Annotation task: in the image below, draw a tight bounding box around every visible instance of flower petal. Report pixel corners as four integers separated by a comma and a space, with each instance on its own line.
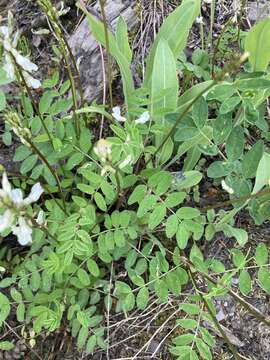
10, 189, 24, 206
23, 72, 41, 89
23, 183, 44, 205
14, 52, 38, 72
112, 106, 126, 122
135, 111, 150, 124
1, 172, 12, 195
12, 217, 32, 246
0, 210, 14, 232
36, 210, 44, 225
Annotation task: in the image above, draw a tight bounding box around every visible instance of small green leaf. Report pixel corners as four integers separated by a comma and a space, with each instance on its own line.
20, 155, 38, 174
255, 243, 268, 266
0, 293, 10, 326
192, 96, 208, 129
77, 269, 91, 286
239, 270, 251, 295
166, 214, 179, 238
258, 267, 270, 294
87, 259, 100, 277
0, 91, 6, 111
149, 204, 166, 230
176, 207, 200, 219
0, 341, 14, 351
94, 192, 107, 212
165, 192, 186, 207
136, 287, 150, 310
225, 126, 244, 161
66, 152, 84, 170
242, 140, 264, 178
176, 223, 190, 249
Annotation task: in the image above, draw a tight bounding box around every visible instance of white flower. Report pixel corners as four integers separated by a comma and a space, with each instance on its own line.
221, 180, 234, 195
135, 111, 150, 124
0, 12, 41, 88
10, 189, 24, 206
94, 139, 112, 162
0, 210, 14, 232
13, 51, 38, 72
119, 155, 133, 169
0, 172, 44, 246
24, 183, 44, 205
36, 210, 44, 225
0, 26, 9, 38
12, 217, 32, 246
112, 106, 126, 122
23, 72, 41, 89
196, 16, 204, 25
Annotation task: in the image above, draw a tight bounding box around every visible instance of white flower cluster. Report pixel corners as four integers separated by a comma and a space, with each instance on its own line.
112, 107, 150, 125
0, 12, 41, 89
0, 173, 44, 245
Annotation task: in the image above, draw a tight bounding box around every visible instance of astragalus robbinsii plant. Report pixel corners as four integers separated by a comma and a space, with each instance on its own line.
0, 0, 270, 358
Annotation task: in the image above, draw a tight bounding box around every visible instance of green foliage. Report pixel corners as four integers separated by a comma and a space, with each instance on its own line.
1, 3, 270, 359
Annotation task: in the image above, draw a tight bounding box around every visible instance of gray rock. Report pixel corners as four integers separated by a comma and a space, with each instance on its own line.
68, 0, 138, 103
247, 1, 270, 23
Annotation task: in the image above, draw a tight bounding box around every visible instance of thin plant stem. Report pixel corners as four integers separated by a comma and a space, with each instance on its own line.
99, 0, 113, 110
143, 81, 217, 169
10, 52, 54, 145
188, 260, 270, 328
200, 187, 270, 212
26, 138, 67, 212
189, 270, 241, 360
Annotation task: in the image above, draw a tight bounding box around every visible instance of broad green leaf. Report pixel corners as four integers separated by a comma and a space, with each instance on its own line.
20, 154, 38, 174
172, 334, 194, 346
87, 259, 100, 277
225, 126, 244, 161
66, 152, 84, 170
180, 303, 200, 315
136, 287, 149, 310
242, 140, 264, 178
150, 38, 178, 123
195, 338, 212, 360
258, 267, 270, 294
116, 16, 132, 63
174, 170, 202, 190
245, 17, 270, 71
255, 243, 268, 266
253, 152, 270, 193
177, 318, 198, 329
0, 293, 10, 326
149, 204, 166, 230
128, 185, 147, 205
0, 91, 6, 111
220, 96, 241, 114
165, 192, 186, 208
239, 270, 251, 295
77, 269, 91, 286
176, 223, 190, 249
86, 335, 97, 354
154, 279, 168, 301
94, 192, 107, 212
165, 214, 179, 238
0, 341, 14, 350
176, 207, 200, 219
207, 161, 234, 178
192, 96, 208, 129
158, 136, 174, 165
137, 194, 157, 218
144, 0, 200, 84
230, 227, 248, 247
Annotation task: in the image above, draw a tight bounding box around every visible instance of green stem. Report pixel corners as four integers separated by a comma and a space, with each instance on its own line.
10, 53, 54, 145
189, 270, 241, 360
99, 0, 113, 110
26, 138, 67, 213
143, 81, 217, 169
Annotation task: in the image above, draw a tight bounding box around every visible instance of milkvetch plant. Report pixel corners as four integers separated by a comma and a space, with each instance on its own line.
0, 1, 270, 358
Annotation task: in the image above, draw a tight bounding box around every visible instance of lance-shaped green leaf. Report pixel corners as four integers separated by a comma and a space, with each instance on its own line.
150, 38, 178, 123
245, 17, 270, 72
144, 0, 200, 85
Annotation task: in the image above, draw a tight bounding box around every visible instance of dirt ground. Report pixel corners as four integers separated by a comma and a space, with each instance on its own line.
0, 1, 270, 359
